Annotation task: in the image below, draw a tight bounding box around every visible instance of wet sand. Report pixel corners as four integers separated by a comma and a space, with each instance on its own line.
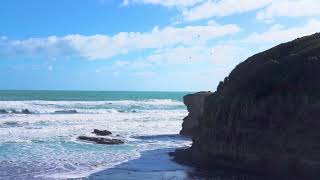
87, 148, 272, 180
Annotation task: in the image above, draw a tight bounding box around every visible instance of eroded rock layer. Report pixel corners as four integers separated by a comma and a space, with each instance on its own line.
180, 92, 212, 137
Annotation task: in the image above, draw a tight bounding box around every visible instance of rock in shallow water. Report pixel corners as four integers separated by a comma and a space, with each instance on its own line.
92, 129, 112, 136
54, 110, 78, 114
21, 109, 31, 114
78, 136, 124, 145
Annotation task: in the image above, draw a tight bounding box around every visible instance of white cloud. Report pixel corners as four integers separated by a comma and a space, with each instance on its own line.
242, 19, 320, 44
122, 0, 204, 8
183, 0, 272, 21
0, 23, 240, 60
113, 44, 245, 69
146, 45, 243, 65
147, 46, 212, 65
123, 0, 320, 22
111, 43, 248, 91
257, 0, 320, 20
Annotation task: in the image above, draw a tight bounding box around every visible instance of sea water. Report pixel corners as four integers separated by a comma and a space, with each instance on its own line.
0, 91, 191, 179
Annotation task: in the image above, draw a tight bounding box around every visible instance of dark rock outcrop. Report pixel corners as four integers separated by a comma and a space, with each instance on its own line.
174, 33, 320, 179
180, 91, 212, 137
78, 136, 124, 145
54, 110, 78, 114
21, 109, 31, 114
0, 109, 8, 114
92, 129, 112, 136
0, 109, 32, 114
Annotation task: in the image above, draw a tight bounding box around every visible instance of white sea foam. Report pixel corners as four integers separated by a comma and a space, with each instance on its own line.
0, 110, 187, 141
0, 99, 190, 179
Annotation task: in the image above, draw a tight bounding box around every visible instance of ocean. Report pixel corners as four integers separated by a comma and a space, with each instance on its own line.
0, 90, 192, 179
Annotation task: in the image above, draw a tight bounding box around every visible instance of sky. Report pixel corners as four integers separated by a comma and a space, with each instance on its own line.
0, 0, 320, 91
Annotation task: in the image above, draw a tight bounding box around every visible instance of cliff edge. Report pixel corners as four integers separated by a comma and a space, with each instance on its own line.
180, 91, 212, 137
174, 33, 320, 179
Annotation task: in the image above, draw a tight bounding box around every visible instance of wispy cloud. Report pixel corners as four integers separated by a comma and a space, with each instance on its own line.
123, 0, 273, 21
182, 0, 272, 21
0, 23, 239, 60
125, 0, 320, 23
242, 19, 320, 44
145, 45, 244, 65
122, 0, 204, 8
257, 0, 320, 20
113, 44, 246, 71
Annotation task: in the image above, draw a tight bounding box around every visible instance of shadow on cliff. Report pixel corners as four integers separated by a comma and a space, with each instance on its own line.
87, 146, 274, 180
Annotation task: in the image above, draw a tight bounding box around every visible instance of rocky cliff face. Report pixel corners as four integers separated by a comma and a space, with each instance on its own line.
180, 92, 212, 137
174, 33, 320, 179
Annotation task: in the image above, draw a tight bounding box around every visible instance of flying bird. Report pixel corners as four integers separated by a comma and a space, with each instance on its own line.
211, 49, 214, 55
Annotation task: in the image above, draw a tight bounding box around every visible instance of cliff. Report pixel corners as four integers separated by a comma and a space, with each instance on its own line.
180, 91, 212, 137
174, 33, 320, 179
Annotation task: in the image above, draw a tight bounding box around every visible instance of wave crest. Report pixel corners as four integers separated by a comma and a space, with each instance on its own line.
0, 99, 184, 115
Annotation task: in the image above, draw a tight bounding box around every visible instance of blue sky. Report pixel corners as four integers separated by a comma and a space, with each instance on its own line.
0, 0, 319, 91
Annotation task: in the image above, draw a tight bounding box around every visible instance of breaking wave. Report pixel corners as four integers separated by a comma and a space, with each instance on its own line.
0, 99, 184, 115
